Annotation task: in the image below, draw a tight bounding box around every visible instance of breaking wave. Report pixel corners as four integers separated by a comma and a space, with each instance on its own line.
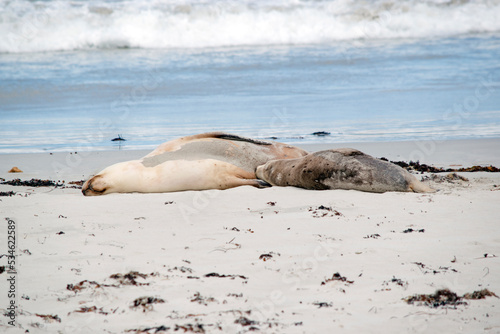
1, 0, 500, 53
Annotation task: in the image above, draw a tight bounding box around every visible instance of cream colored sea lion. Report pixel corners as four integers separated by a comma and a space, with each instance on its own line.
256, 148, 435, 193
82, 132, 308, 196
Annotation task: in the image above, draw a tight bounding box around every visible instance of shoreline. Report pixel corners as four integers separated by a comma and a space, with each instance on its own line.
1, 137, 500, 182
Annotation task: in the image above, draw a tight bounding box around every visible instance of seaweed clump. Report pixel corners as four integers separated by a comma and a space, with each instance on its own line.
404, 288, 498, 308
1, 178, 64, 187
379, 158, 500, 173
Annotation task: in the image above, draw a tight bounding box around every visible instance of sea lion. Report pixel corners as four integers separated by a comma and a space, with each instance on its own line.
255, 148, 435, 193
82, 132, 308, 196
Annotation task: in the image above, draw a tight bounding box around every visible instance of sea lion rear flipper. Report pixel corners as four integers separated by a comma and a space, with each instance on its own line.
409, 179, 436, 193
228, 178, 272, 189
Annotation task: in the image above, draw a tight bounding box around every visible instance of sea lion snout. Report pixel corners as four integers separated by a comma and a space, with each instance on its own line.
82, 175, 107, 196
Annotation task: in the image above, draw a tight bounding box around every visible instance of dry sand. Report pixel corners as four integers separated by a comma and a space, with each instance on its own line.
1, 138, 500, 333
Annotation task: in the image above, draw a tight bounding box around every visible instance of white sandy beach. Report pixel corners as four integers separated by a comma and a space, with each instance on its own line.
1, 138, 500, 333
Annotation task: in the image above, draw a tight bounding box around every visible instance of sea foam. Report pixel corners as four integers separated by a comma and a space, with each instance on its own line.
1, 0, 500, 53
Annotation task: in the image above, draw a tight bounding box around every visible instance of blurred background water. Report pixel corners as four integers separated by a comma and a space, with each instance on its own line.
1, 0, 499, 153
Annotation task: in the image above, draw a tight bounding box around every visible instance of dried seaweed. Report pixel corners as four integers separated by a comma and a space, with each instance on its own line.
309, 205, 343, 218
35, 314, 61, 323
65, 180, 84, 189
463, 289, 499, 300
67, 271, 154, 293
73, 306, 109, 315
421, 173, 469, 183
174, 324, 205, 333
204, 272, 248, 280
66, 280, 103, 293
321, 272, 354, 285
313, 302, 333, 308
125, 325, 170, 333
131, 296, 165, 312
405, 288, 498, 308
457, 166, 500, 172
234, 317, 258, 326
379, 158, 499, 173
168, 266, 193, 274
383, 276, 408, 289
405, 289, 464, 308
1, 178, 64, 187
412, 262, 457, 274
0, 191, 16, 197
109, 271, 153, 286
402, 228, 425, 233
191, 292, 217, 305
259, 254, 273, 261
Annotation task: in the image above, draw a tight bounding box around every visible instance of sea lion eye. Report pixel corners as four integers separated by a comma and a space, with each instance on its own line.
90, 183, 106, 193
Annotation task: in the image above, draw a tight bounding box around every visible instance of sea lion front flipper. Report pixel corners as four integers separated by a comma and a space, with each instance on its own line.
256, 179, 272, 188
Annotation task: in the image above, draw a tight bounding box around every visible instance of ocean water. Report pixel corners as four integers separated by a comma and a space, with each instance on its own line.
1, 0, 500, 153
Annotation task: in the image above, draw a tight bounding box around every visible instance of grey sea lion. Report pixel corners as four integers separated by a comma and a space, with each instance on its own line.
255, 148, 435, 193
82, 132, 308, 196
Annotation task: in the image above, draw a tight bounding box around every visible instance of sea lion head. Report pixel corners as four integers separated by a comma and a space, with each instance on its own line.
82, 161, 143, 196
255, 160, 287, 186
255, 163, 269, 183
